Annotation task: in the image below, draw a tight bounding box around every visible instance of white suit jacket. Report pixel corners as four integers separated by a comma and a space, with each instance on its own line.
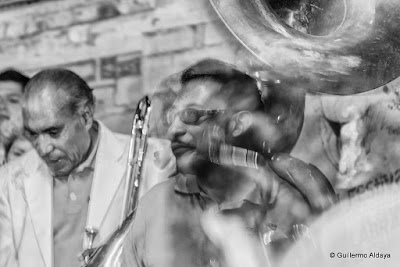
0, 121, 175, 267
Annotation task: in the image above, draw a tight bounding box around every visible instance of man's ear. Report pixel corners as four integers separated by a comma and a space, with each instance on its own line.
229, 111, 253, 137
79, 104, 94, 130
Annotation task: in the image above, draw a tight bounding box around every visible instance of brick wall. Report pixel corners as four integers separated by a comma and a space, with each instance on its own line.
3, 0, 400, 191
0, 0, 240, 133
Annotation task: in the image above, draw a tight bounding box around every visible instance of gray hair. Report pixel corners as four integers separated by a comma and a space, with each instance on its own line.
24, 68, 95, 115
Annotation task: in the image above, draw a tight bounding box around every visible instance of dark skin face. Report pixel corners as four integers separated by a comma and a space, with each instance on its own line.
167, 79, 229, 175
0, 81, 24, 145
23, 88, 94, 177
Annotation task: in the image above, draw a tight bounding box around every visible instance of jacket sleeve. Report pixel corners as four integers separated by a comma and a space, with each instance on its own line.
0, 167, 18, 267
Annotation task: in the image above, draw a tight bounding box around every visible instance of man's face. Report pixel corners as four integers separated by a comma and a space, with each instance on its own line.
23, 88, 91, 177
167, 79, 227, 174
7, 137, 33, 162
0, 81, 24, 145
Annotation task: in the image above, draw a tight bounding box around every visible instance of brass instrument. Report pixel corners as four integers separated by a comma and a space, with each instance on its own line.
210, 0, 400, 95
84, 96, 151, 267
209, 0, 400, 155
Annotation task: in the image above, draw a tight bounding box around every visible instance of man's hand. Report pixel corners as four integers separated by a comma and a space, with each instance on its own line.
268, 153, 337, 214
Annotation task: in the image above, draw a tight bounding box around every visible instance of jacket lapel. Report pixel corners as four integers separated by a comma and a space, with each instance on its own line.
85, 121, 128, 247
23, 151, 53, 267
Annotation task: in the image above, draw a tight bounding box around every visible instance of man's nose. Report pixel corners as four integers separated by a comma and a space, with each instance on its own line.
35, 135, 54, 157
167, 116, 187, 140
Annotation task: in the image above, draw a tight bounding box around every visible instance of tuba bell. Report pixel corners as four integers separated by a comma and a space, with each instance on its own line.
83, 96, 151, 267
210, 0, 400, 94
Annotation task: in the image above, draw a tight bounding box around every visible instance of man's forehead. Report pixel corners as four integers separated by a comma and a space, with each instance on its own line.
0, 81, 23, 96
24, 87, 58, 113
23, 88, 71, 129
173, 79, 224, 109
12, 138, 31, 150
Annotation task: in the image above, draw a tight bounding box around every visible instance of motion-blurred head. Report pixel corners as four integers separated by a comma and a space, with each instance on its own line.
167, 59, 269, 175
23, 69, 96, 178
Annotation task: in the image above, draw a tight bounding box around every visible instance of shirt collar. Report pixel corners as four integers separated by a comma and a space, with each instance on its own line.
174, 173, 265, 208
174, 173, 201, 194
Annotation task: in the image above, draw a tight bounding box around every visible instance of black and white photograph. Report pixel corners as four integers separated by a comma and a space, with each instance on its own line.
0, 0, 399, 266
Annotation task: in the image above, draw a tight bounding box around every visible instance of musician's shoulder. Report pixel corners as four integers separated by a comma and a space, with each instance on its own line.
141, 178, 176, 200
140, 178, 183, 211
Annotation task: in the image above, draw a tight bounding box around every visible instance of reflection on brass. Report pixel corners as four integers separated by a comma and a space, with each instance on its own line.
210, 0, 400, 94
83, 96, 151, 267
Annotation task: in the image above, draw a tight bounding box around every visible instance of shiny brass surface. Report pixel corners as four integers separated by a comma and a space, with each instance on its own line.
210, 0, 400, 94
84, 96, 151, 267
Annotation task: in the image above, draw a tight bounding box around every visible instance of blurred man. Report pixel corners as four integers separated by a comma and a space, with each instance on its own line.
6, 135, 33, 162
121, 59, 336, 267
0, 69, 29, 165
0, 69, 130, 267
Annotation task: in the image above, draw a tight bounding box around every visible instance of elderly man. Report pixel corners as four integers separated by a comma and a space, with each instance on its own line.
121, 59, 336, 267
0, 69, 131, 267
0, 69, 30, 165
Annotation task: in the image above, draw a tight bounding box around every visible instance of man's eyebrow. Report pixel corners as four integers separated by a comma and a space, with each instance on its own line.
42, 125, 63, 133
12, 148, 24, 154
172, 103, 203, 109
186, 104, 204, 109
24, 125, 63, 134
24, 126, 35, 133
